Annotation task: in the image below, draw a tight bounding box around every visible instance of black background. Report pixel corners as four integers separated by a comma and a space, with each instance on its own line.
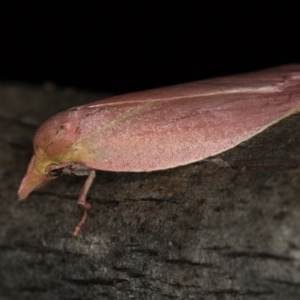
1, 2, 299, 94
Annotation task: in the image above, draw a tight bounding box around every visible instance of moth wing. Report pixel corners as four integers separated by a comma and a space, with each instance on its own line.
72, 65, 300, 172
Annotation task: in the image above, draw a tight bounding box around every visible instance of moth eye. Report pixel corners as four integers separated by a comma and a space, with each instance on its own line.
48, 168, 63, 177
45, 164, 64, 177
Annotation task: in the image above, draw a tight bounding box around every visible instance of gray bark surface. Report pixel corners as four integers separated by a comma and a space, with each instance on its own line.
0, 82, 300, 300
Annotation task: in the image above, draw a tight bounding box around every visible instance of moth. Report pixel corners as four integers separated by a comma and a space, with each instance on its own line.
18, 64, 300, 235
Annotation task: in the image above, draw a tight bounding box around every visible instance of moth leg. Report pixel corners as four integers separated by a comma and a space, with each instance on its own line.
72, 170, 96, 236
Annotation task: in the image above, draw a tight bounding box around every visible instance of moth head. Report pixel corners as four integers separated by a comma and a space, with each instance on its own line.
18, 109, 81, 200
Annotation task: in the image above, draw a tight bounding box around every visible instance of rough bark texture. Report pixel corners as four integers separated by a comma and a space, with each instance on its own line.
0, 82, 300, 300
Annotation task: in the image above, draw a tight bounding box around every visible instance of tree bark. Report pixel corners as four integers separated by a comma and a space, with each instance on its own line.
1, 82, 300, 300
